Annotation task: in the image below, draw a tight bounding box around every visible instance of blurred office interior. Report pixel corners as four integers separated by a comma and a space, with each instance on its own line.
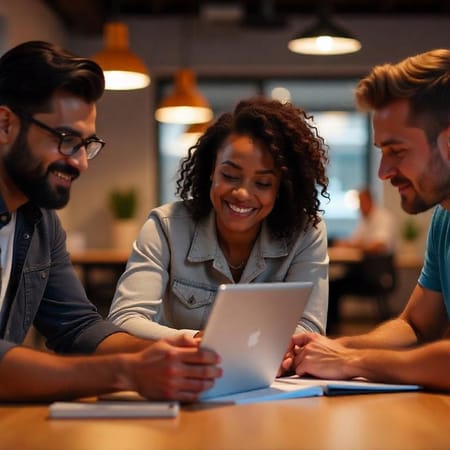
1, 0, 448, 332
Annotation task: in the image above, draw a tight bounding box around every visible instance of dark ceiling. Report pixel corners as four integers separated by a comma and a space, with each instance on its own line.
43, 0, 450, 35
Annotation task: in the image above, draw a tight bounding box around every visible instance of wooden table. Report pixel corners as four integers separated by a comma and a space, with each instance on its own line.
69, 248, 423, 272
327, 246, 423, 269
70, 249, 131, 265
1, 391, 449, 450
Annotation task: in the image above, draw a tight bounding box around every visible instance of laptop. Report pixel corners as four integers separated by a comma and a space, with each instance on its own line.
199, 281, 313, 400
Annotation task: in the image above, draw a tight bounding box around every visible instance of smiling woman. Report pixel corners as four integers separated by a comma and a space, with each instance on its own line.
108, 97, 330, 347
209, 134, 281, 272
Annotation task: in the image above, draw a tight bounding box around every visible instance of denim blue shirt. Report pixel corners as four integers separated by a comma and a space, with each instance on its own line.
0, 198, 121, 361
109, 201, 329, 339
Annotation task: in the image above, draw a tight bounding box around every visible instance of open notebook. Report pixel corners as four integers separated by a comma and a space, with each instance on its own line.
201, 376, 421, 404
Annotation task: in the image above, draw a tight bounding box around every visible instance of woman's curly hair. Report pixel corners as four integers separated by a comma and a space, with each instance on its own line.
176, 97, 329, 239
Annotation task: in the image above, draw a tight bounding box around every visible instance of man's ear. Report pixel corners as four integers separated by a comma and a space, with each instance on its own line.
0, 106, 15, 144
438, 124, 450, 161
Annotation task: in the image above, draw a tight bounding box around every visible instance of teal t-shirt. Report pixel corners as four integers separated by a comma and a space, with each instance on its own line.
418, 205, 450, 318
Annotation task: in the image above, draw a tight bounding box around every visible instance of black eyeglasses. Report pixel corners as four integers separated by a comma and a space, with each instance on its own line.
11, 107, 106, 160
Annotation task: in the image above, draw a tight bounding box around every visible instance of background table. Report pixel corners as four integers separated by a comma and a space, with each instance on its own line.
70, 249, 130, 317
1, 391, 449, 450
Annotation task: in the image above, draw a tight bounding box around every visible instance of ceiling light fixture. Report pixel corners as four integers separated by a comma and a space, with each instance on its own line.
155, 68, 213, 124
93, 21, 150, 90
155, 19, 213, 124
180, 121, 211, 148
288, 2, 361, 55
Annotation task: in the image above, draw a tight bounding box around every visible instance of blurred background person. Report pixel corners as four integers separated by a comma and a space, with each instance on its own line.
327, 188, 397, 333
332, 188, 396, 254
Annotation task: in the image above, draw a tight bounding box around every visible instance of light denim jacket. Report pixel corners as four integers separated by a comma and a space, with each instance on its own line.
109, 201, 329, 339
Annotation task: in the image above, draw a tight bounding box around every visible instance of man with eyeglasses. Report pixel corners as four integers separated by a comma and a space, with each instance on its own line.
0, 40, 221, 401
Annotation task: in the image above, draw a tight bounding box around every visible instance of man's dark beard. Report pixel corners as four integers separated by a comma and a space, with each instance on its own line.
3, 128, 79, 209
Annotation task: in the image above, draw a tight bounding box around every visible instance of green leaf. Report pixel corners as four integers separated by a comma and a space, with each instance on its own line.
402, 219, 420, 241
109, 188, 137, 219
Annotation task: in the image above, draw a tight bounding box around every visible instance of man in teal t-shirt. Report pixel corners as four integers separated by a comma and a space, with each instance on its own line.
283, 49, 450, 391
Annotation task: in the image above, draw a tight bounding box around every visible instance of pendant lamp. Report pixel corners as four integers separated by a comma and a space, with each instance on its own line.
185, 121, 210, 138
155, 68, 213, 124
180, 121, 210, 148
93, 21, 150, 90
288, 3, 361, 55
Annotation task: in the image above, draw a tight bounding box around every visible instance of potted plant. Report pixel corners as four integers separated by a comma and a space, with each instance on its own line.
109, 188, 137, 220
108, 188, 139, 250
402, 218, 420, 242
401, 218, 421, 257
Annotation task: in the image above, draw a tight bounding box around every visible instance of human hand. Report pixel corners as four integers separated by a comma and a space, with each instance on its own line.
291, 332, 357, 380
277, 338, 296, 377
124, 334, 222, 402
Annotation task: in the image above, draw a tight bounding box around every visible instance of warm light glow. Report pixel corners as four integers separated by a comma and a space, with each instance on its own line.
155, 106, 213, 124
179, 131, 202, 150
288, 35, 361, 55
344, 189, 360, 210
271, 87, 292, 103
288, 13, 361, 56
180, 121, 210, 148
93, 22, 150, 91
155, 68, 213, 124
103, 70, 150, 91
316, 36, 333, 52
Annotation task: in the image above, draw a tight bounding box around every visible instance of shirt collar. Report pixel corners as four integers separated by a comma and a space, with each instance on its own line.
0, 194, 11, 229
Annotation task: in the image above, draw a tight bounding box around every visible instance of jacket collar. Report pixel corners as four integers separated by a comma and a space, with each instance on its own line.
0, 192, 42, 228
187, 210, 289, 264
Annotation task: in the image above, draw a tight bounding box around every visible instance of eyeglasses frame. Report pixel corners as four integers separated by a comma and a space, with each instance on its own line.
9, 106, 106, 160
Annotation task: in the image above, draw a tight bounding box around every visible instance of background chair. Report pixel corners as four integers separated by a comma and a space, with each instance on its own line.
327, 253, 397, 333
350, 253, 397, 321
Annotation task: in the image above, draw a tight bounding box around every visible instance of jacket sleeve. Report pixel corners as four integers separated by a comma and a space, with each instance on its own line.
285, 220, 329, 335
32, 211, 122, 354
107, 211, 196, 340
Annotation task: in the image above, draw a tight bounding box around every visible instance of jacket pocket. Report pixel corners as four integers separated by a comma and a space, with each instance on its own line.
172, 279, 216, 309
10, 265, 50, 341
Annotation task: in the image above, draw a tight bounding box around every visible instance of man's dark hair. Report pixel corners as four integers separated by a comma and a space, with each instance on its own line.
0, 40, 104, 114
176, 97, 329, 239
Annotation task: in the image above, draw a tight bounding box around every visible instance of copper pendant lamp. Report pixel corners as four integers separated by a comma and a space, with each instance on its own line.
93, 21, 150, 90
155, 18, 213, 124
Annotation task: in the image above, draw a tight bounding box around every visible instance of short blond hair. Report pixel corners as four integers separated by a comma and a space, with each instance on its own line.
355, 49, 450, 143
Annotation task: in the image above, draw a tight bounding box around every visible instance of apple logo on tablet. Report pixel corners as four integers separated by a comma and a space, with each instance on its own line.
247, 329, 261, 348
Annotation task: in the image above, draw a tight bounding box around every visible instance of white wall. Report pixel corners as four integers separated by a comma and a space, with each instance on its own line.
0, 0, 65, 49
64, 88, 156, 248
1, 4, 448, 250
